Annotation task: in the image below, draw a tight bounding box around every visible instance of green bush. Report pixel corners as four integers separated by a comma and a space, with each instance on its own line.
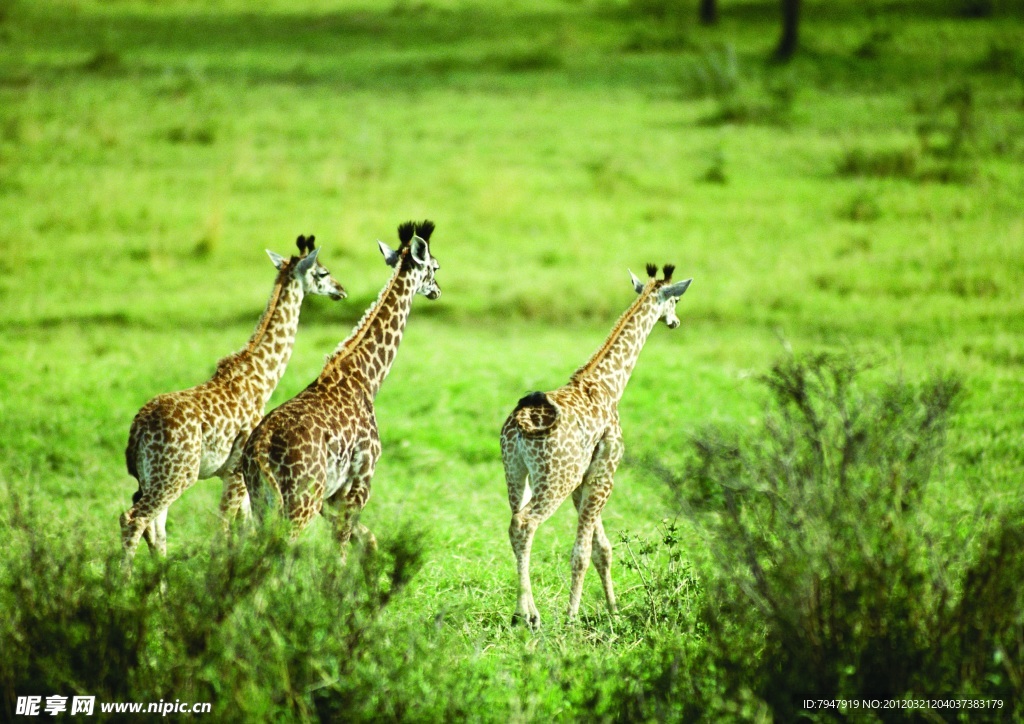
0, 493, 428, 721
836, 146, 919, 179
681, 46, 796, 127
665, 352, 1024, 720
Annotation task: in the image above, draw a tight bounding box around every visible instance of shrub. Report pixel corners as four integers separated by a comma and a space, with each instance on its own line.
840, 82, 986, 184
683, 46, 796, 128
916, 83, 977, 161
698, 146, 728, 184
958, 0, 995, 18
661, 352, 1023, 719
80, 49, 123, 75
837, 191, 881, 222
977, 40, 1024, 74
836, 146, 919, 179
0, 491, 427, 721
617, 520, 703, 633
853, 29, 893, 60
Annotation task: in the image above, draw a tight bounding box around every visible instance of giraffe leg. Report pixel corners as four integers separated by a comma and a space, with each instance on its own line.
591, 517, 617, 614
218, 471, 251, 533
572, 489, 617, 615
508, 512, 540, 629
352, 522, 378, 555
508, 485, 565, 630
139, 519, 157, 553
120, 510, 149, 572
504, 454, 530, 514
149, 508, 171, 597
121, 488, 150, 567
503, 431, 541, 627
218, 431, 252, 533
325, 447, 378, 564
151, 508, 169, 557
322, 503, 372, 565
502, 428, 531, 513
567, 432, 623, 622
567, 507, 597, 622
122, 493, 182, 570
121, 450, 199, 572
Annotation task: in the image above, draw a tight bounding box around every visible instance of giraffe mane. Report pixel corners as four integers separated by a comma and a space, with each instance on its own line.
244, 259, 294, 354
320, 260, 405, 376
320, 219, 435, 375
571, 284, 654, 383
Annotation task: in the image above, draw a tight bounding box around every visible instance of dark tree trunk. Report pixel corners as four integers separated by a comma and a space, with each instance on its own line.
775, 0, 801, 61
699, 0, 718, 25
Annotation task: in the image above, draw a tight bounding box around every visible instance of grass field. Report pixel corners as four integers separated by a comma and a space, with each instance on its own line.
2, 0, 1023, 720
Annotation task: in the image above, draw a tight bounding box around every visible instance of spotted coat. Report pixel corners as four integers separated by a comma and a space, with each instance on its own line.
241, 222, 441, 557
501, 265, 692, 629
120, 239, 345, 567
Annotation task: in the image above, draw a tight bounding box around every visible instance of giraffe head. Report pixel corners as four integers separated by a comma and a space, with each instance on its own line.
266, 235, 347, 300
377, 220, 441, 300
629, 263, 692, 329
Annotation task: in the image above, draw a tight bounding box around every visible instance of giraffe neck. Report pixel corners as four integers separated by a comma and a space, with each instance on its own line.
218, 269, 304, 407
318, 262, 418, 399
570, 290, 660, 403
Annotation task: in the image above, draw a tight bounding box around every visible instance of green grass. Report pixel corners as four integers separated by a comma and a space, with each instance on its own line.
1, 0, 1023, 719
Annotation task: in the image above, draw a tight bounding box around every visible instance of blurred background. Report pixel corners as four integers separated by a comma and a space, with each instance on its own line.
2, 0, 1022, 329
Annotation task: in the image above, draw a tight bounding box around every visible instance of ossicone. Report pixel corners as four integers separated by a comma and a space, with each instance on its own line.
397, 221, 416, 245
414, 219, 435, 241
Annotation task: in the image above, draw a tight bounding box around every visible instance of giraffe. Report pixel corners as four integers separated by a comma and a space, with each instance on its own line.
501, 264, 692, 629
240, 220, 441, 557
120, 236, 346, 567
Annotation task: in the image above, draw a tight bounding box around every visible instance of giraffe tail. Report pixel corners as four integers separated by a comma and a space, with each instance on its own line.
124, 416, 149, 512
511, 391, 559, 437
125, 420, 142, 481
245, 452, 285, 519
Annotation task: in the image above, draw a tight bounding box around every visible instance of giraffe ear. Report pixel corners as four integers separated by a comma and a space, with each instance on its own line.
658, 278, 693, 300
266, 250, 287, 270
628, 269, 645, 294
409, 237, 429, 266
378, 240, 400, 267
295, 246, 320, 274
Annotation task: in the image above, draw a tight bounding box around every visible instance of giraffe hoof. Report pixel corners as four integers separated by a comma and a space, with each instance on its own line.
511, 612, 541, 630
